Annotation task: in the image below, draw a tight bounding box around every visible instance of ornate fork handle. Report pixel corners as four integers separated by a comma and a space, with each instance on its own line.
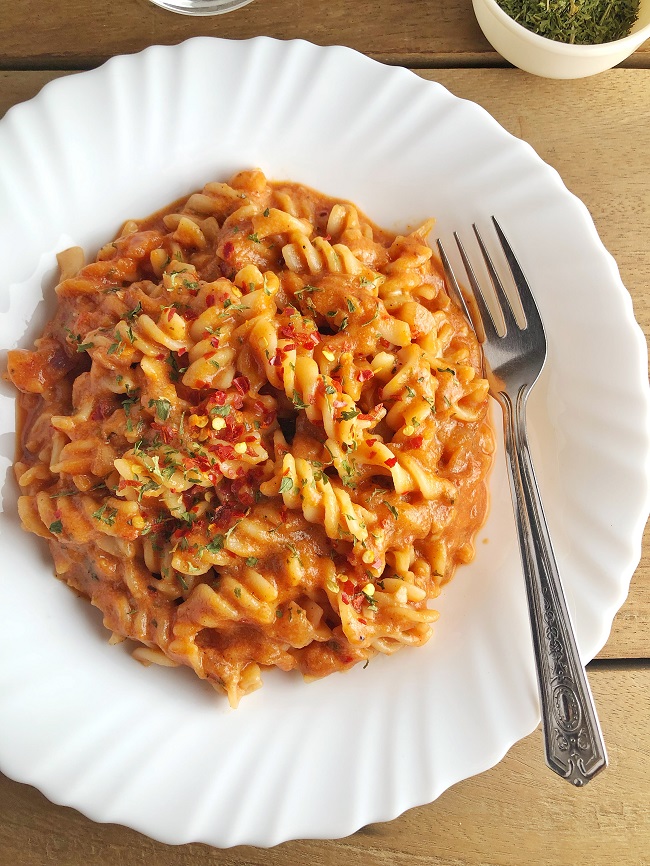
500, 386, 608, 786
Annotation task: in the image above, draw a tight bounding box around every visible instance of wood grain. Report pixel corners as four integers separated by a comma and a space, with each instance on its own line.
1, 666, 648, 866
2, 0, 649, 69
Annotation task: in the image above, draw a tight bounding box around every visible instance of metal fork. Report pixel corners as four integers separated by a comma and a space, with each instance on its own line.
437, 218, 607, 787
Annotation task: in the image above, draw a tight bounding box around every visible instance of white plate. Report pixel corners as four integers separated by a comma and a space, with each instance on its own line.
0, 38, 648, 848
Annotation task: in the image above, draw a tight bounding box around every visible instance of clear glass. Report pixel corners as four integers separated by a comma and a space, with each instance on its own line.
149, 0, 254, 14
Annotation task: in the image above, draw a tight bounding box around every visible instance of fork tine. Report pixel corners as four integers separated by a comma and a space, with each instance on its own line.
453, 232, 501, 344
436, 239, 473, 325
473, 223, 519, 335
491, 217, 544, 334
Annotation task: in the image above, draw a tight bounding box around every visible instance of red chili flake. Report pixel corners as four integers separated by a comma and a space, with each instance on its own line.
155, 353, 166, 361
368, 450, 377, 459
209, 336, 220, 349
233, 376, 250, 395
278, 324, 296, 340
207, 391, 227, 407
341, 580, 355, 596
230, 393, 244, 410
214, 443, 237, 461
118, 478, 141, 489
151, 422, 175, 444
358, 617, 367, 625
410, 435, 424, 449
177, 347, 188, 357
282, 343, 297, 352
194, 454, 211, 471
222, 241, 234, 259
167, 307, 175, 322
231, 477, 255, 507
205, 293, 215, 307
351, 594, 364, 613
194, 380, 207, 389
221, 419, 245, 443
205, 350, 217, 360
341, 593, 351, 605
356, 369, 374, 382
366, 438, 377, 447
384, 456, 398, 468
378, 338, 391, 349
269, 354, 283, 367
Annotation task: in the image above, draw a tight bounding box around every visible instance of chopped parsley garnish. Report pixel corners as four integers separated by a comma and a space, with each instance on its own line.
92, 504, 118, 526
340, 408, 360, 421
206, 535, 225, 554
123, 301, 142, 320
292, 390, 308, 409
245, 556, 259, 567
279, 476, 294, 494
49, 520, 63, 534
149, 398, 172, 421
382, 500, 399, 519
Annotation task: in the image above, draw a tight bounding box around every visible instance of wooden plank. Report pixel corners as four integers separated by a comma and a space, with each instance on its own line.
0, 665, 647, 865
1, 0, 649, 69
2, 68, 648, 658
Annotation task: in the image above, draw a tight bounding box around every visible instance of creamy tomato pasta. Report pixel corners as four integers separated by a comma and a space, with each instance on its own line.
7, 170, 493, 706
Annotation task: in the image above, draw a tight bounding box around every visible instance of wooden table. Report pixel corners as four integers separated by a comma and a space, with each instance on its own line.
1, 2, 649, 863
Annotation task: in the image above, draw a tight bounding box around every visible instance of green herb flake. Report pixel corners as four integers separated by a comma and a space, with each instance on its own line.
495, 0, 640, 45
149, 397, 172, 421
49, 519, 63, 534
382, 500, 399, 519
279, 476, 294, 494
245, 556, 259, 567
123, 301, 142, 320
292, 390, 308, 410
92, 504, 118, 526
206, 535, 225, 554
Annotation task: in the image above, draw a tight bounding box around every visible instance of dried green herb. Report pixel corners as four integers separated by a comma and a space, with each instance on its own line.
496, 0, 639, 44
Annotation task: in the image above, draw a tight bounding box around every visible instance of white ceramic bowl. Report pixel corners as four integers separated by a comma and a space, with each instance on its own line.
473, 0, 650, 78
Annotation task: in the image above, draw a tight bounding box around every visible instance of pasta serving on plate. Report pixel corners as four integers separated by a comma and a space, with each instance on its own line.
6, 169, 493, 706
